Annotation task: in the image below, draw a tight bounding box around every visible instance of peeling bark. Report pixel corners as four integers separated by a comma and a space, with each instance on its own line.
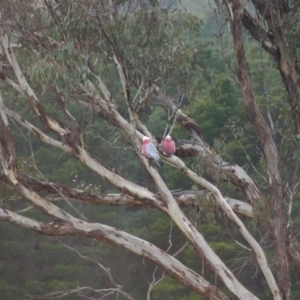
0, 207, 230, 300
242, 9, 279, 61
245, 0, 300, 135
228, 1, 289, 298
152, 92, 264, 204
138, 155, 259, 299
162, 153, 279, 298
152, 90, 206, 143
0, 171, 254, 216
288, 239, 300, 277
0, 4, 290, 298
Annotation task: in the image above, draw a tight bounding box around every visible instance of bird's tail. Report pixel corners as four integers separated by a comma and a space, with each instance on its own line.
155, 159, 163, 168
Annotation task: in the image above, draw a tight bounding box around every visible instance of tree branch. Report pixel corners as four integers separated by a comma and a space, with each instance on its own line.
228, 0, 288, 298
242, 8, 279, 61
0, 207, 230, 300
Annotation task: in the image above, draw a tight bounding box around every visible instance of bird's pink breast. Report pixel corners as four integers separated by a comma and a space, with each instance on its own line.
163, 140, 176, 154
142, 143, 148, 155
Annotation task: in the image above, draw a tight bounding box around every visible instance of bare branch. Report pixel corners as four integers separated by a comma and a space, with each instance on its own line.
161, 153, 280, 299
242, 9, 279, 61
57, 240, 135, 300
0, 207, 230, 300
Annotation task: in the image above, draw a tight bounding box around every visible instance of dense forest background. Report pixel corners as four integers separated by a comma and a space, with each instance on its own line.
0, 0, 299, 299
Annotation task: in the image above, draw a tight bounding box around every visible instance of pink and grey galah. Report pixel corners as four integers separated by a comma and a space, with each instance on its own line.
142, 136, 162, 167
162, 135, 176, 155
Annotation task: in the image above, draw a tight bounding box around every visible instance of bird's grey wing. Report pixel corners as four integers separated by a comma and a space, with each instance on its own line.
147, 143, 160, 160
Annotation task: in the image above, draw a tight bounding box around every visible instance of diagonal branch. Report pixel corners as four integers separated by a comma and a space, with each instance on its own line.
138, 146, 259, 299
0, 93, 162, 210
161, 152, 280, 298
0, 20, 271, 299
0, 170, 254, 216
58, 240, 135, 300
246, 0, 300, 135
242, 9, 279, 61
152, 90, 263, 204
0, 92, 231, 299
0, 207, 231, 300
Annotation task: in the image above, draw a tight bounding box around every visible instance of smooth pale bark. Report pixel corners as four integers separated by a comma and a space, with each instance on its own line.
0, 207, 230, 300
1, 2, 300, 298
162, 154, 281, 299
0, 170, 254, 216
0, 37, 259, 299
139, 154, 259, 300
112, 56, 260, 298
0, 18, 279, 299
0, 103, 71, 152
152, 91, 263, 205
0, 84, 261, 210
94, 59, 262, 297
1, 102, 160, 206
0, 44, 259, 299
0, 93, 230, 300
0, 76, 255, 217
81, 92, 263, 206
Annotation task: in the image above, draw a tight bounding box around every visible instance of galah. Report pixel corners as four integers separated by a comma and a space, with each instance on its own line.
162, 135, 176, 155
142, 136, 162, 167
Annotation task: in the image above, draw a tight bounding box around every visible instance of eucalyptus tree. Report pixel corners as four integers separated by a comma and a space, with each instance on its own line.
0, 1, 299, 300
212, 1, 300, 299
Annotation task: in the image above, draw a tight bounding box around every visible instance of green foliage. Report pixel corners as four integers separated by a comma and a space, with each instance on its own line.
110, 6, 203, 90
285, 3, 300, 62
0, 281, 24, 300
188, 74, 242, 145
209, 241, 239, 260
151, 276, 206, 300
2, 1, 300, 299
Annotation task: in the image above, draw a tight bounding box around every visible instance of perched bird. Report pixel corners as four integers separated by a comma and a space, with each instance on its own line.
162, 135, 176, 155
141, 136, 162, 167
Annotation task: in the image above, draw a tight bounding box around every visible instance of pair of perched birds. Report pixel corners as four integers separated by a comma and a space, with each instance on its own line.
142, 135, 175, 167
